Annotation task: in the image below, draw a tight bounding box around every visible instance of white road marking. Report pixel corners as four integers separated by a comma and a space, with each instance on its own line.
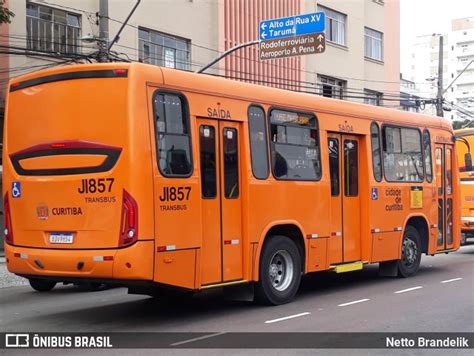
441, 277, 463, 284
337, 299, 370, 307
265, 312, 310, 324
170, 332, 226, 346
394, 286, 423, 294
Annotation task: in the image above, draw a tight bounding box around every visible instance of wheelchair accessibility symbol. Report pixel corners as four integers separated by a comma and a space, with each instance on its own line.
12, 182, 21, 198
371, 187, 378, 201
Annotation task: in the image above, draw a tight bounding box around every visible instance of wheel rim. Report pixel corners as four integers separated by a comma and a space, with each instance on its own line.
402, 237, 418, 268
268, 250, 294, 292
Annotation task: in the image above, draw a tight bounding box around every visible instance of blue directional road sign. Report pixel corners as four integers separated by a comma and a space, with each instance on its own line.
259, 12, 325, 41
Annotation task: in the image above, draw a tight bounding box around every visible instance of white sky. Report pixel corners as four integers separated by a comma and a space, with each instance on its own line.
400, 0, 474, 58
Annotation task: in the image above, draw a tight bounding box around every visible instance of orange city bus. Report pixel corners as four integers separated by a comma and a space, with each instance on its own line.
3, 63, 460, 305
454, 129, 474, 245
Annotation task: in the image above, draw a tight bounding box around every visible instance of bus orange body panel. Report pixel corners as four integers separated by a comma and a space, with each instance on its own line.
3, 63, 460, 303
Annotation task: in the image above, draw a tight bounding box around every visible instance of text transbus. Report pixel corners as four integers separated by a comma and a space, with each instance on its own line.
3, 63, 460, 304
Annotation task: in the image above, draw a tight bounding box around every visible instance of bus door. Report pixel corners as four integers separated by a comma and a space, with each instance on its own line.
198, 118, 243, 285
327, 133, 361, 263
435, 144, 454, 250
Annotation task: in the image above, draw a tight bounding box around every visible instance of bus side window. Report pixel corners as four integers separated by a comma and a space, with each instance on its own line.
269, 109, 321, 181
344, 140, 358, 196
382, 126, 423, 182
446, 148, 452, 194
423, 129, 433, 182
199, 125, 217, 198
248, 106, 269, 179
328, 138, 339, 196
371, 122, 382, 182
153, 93, 193, 177
223, 128, 239, 198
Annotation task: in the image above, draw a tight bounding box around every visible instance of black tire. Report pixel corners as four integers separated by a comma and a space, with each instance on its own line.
461, 233, 467, 246
397, 226, 422, 278
29, 278, 56, 292
255, 235, 302, 305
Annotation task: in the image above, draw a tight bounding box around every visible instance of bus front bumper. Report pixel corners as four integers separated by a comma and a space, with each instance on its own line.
4, 240, 154, 282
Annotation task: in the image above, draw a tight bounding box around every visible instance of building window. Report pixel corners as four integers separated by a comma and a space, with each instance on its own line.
364, 27, 383, 61
317, 75, 346, 99
139, 28, 190, 70
26, 2, 81, 54
364, 89, 383, 106
317, 5, 346, 46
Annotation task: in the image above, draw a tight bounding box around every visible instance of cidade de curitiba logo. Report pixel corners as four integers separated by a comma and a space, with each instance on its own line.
36, 204, 49, 220
36, 205, 85, 220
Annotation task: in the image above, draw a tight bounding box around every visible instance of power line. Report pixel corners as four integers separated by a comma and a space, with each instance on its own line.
18, 2, 435, 89
109, 44, 425, 104
104, 14, 413, 86
112, 42, 425, 100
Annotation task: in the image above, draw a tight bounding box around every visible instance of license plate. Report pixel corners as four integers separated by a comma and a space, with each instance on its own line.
49, 233, 74, 244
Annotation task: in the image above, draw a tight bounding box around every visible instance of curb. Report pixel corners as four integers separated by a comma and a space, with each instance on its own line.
0, 257, 5, 264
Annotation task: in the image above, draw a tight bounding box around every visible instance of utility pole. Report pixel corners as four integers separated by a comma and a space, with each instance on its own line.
98, 0, 109, 62
436, 35, 444, 117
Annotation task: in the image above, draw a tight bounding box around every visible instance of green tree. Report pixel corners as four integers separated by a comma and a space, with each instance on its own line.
0, 1, 14, 24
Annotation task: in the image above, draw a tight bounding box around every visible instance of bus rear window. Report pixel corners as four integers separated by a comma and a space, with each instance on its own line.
153, 92, 193, 177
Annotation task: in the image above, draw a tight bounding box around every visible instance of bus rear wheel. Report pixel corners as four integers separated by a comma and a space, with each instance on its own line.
255, 235, 301, 305
29, 278, 57, 292
397, 226, 422, 278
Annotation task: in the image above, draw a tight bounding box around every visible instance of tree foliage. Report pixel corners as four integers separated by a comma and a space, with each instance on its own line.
0, 1, 14, 24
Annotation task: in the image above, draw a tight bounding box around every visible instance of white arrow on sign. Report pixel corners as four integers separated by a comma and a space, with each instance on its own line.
317, 44, 324, 52
261, 32, 267, 39
261, 23, 267, 30
317, 34, 324, 41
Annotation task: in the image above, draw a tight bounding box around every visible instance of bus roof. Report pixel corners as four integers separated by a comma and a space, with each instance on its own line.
9, 62, 452, 131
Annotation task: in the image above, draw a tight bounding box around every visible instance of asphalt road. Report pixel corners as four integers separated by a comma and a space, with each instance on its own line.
0, 244, 473, 354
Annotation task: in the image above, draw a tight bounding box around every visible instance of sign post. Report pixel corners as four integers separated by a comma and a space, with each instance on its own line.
259, 12, 326, 60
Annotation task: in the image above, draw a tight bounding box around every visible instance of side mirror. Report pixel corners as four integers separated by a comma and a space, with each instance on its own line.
465, 153, 473, 172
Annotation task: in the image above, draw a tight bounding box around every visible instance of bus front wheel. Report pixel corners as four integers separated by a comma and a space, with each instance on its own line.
397, 226, 422, 278
255, 235, 301, 305
29, 278, 57, 292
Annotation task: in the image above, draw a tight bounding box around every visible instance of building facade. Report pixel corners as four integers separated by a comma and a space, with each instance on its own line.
447, 17, 474, 122
399, 74, 420, 112
1, 0, 400, 109
402, 17, 474, 122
